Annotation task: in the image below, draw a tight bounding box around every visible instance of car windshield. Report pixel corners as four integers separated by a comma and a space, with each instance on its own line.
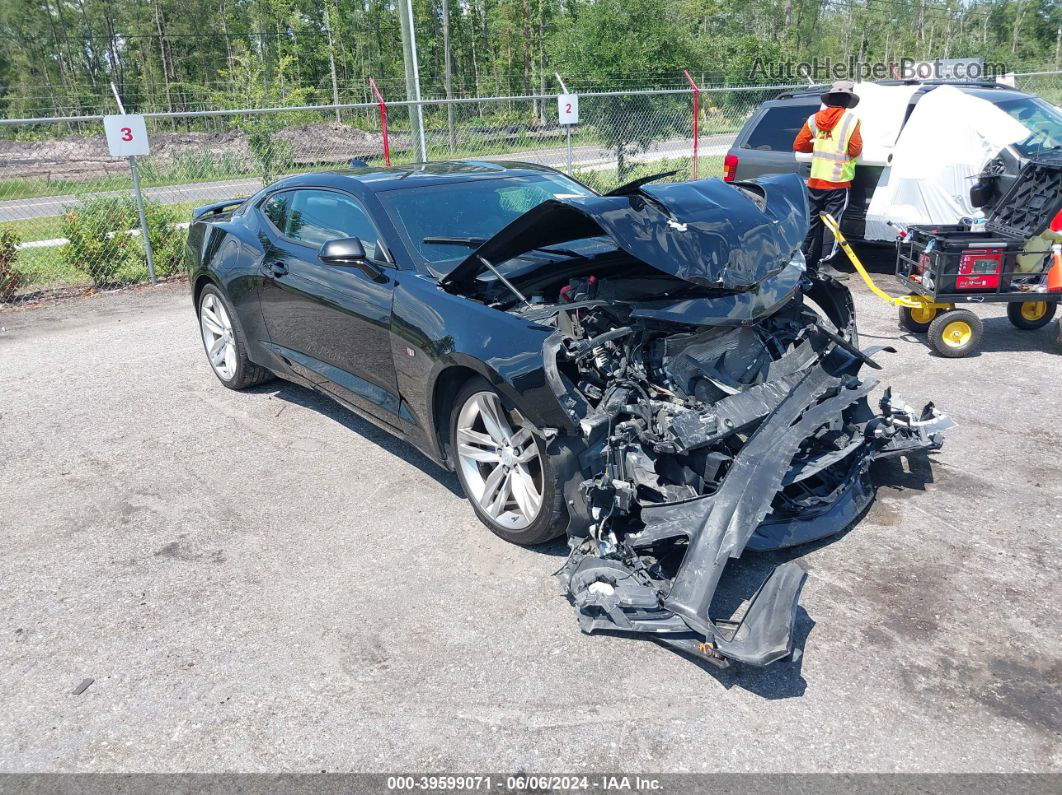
994, 96, 1062, 155
377, 173, 595, 272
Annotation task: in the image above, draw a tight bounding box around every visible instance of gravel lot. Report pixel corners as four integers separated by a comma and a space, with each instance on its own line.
1, 276, 1060, 773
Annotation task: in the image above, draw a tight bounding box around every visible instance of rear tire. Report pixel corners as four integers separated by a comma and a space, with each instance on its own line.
450, 377, 566, 546
198, 284, 273, 390
928, 309, 983, 358
1006, 300, 1056, 331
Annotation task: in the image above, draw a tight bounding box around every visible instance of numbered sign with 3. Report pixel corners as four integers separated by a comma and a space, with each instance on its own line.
557, 93, 579, 125
103, 114, 150, 157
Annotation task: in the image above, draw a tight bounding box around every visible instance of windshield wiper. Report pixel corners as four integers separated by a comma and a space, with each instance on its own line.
422, 236, 488, 247
422, 236, 585, 260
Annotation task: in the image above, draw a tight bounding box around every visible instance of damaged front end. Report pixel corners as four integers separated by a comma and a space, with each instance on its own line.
544, 284, 950, 668
445, 172, 952, 668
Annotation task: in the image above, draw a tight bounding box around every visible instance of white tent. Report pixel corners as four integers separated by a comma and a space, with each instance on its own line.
851, 82, 922, 165
861, 85, 1030, 241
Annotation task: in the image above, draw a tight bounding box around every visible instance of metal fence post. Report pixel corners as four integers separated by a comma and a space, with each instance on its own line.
129, 158, 156, 283
684, 70, 700, 180
110, 83, 156, 283
369, 78, 391, 166
555, 73, 573, 175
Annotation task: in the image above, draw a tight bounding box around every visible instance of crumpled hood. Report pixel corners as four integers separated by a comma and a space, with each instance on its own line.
441, 172, 809, 291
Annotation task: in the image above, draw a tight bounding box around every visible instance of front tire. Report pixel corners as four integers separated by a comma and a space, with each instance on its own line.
928, 309, 983, 358
450, 377, 566, 545
198, 285, 273, 390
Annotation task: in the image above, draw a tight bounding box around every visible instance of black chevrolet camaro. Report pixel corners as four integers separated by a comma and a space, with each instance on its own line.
186, 161, 950, 667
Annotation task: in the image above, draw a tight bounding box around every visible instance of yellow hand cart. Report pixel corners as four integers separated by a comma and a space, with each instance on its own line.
821, 212, 1060, 358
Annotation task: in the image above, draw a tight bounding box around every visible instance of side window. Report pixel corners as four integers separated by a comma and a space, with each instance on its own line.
260, 192, 289, 231
285, 189, 379, 259
743, 104, 817, 151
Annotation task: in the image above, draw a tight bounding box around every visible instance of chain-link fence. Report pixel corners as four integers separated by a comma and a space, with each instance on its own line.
1, 74, 1059, 306
1012, 71, 1062, 105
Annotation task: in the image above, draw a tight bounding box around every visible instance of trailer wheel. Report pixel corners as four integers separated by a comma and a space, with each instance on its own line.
898, 300, 938, 333
1006, 300, 1056, 331
928, 309, 983, 358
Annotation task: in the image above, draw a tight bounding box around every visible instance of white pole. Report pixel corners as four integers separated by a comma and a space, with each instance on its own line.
555, 73, 572, 174
404, 0, 428, 162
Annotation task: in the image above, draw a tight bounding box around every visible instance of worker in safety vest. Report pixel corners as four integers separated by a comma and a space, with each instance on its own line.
793, 80, 863, 280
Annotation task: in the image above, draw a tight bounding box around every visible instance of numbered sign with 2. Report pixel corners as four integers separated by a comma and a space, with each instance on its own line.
557, 93, 579, 125
103, 114, 150, 157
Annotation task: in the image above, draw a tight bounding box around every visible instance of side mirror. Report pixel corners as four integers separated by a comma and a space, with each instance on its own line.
319, 237, 367, 264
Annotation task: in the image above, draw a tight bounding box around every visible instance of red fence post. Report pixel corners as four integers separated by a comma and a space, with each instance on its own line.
369, 77, 390, 167
683, 70, 700, 180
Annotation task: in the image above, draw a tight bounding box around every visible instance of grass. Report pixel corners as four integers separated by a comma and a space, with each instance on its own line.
4, 214, 65, 242
1, 199, 201, 294
2, 200, 200, 244
12, 246, 91, 290
9, 240, 162, 294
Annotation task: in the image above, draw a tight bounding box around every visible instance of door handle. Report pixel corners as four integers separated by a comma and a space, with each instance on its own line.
266, 261, 288, 277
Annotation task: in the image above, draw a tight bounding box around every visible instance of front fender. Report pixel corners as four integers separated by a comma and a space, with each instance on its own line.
391, 275, 574, 461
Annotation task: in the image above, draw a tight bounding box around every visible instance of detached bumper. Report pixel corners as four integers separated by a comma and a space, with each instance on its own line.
558, 368, 952, 668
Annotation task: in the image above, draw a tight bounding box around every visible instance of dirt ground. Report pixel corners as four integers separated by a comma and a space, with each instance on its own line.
0, 123, 391, 183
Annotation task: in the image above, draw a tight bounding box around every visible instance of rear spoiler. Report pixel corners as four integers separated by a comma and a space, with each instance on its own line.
191, 198, 246, 220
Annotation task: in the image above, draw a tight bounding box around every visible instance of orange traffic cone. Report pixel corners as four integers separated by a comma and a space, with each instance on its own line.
1048, 244, 1062, 293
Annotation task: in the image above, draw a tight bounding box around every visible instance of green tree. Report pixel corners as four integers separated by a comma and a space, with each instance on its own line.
549, 0, 695, 179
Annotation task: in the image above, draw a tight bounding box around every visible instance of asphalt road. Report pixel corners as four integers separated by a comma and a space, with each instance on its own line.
1, 279, 1060, 772
0, 135, 735, 223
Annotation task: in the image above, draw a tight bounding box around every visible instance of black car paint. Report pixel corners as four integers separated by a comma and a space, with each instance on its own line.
187, 163, 601, 464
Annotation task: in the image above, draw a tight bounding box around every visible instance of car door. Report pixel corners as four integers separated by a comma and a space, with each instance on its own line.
256, 187, 402, 425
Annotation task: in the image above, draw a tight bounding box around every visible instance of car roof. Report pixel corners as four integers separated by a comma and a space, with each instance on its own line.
769, 79, 1027, 104
267, 160, 566, 193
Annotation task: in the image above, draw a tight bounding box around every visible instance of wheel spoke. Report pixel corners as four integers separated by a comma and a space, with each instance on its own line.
513, 429, 538, 463
458, 427, 498, 450
208, 336, 227, 359
510, 466, 541, 519
479, 464, 508, 516
486, 470, 512, 517
202, 313, 225, 336
476, 394, 513, 443
458, 444, 500, 463
457, 427, 500, 462
222, 344, 236, 374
